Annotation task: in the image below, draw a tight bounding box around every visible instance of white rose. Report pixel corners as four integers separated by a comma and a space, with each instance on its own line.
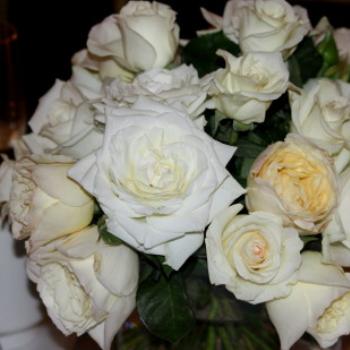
27, 225, 139, 350
334, 28, 350, 64
202, 0, 310, 56
290, 79, 350, 173
323, 167, 350, 266
104, 64, 210, 119
0, 156, 14, 221
267, 252, 350, 350
208, 50, 289, 123
87, 1, 180, 73
72, 49, 134, 83
206, 204, 303, 304
9, 155, 94, 250
69, 98, 245, 270
70, 65, 103, 100
23, 79, 103, 159
246, 134, 338, 234
0, 155, 14, 204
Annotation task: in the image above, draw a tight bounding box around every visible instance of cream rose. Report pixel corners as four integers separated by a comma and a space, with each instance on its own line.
72, 49, 135, 83
206, 204, 302, 304
0, 156, 14, 205
290, 79, 350, 173
0, 156, 14, 221
208, 50, 289, 123
104, 64, 210, 119
334, 28, 350, 64
246, 134, 338, 234
69, 98, 245, 270
323, 167, 350, 266
9, 155, 94, 249
24, 79, 104, 160
87, 1, 180, 73
202, 0, 310, 56
267, 252, 350, 350
27, 225, 138, 350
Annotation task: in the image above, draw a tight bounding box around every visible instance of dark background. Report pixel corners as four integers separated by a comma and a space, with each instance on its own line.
6, 0, 350, 117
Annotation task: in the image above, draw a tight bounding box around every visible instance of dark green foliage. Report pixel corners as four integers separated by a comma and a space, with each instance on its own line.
137, 272, 195, 343
288, 37, 324, 87
182, 31, 240, 77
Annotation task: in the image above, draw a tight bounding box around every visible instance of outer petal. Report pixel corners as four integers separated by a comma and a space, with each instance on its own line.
206, 204, 243, 285
29, 80, 65, 133
94, 245, 139, 296
88, 294, 135, 350
33, 163, 92, 206
267, 283, 317, 350
0, 156, 14, 203
267, 252, 350, 350
29, 201, 94, 251
164, 232, 204, 270
209, 175, 245, 222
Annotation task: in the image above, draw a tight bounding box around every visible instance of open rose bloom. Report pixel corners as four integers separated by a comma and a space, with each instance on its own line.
69, 98, 245, 270
2, 0, 350, 349
246, 134, 338, 234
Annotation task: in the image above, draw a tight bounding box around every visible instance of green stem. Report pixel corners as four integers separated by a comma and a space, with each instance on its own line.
241, 327, 273, 350
206, 326, 216, 350
218, 327, 233, 350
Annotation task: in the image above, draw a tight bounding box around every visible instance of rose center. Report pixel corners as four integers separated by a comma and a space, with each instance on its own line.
223, 230, 269, 271
38, 263, 99, 334
316, 292, 350, 333
241, 231, 268, 268
256, 147, 334, 219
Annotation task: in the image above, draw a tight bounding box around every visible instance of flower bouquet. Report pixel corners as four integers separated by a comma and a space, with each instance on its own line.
2, 0, 350, 349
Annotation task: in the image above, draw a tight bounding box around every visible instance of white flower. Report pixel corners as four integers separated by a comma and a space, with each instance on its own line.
71, 49, 135, 83
246, 134, 338, 234
69, 98, 245, 270
0, 156, 15, 221
334, 28, 350, 64
266, 252, 350, 350
27, 225, 139, 350
206, 204, 302, 304
87, 1, 180, 73
202, 0, 310, 56
23, 79, 103, 160
104, 64, 210, 119
9, 155, 94, 250
290, 79, 350, 173
0, 155, 14, 204
70, 65, 103, 100
208, 50, 289, 123
323, 167, 350, 266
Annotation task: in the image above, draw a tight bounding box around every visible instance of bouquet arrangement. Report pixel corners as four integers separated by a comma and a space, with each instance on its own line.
2, 0, 350, 349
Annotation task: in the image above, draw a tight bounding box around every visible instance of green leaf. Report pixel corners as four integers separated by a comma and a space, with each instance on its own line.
253, 100, 291, 144
235, 140, 265, 159
213, 119, 238, 146
182, 31, 240, 77
142, 254, 174, 279
288, 36, 324, 87
288, 55, 303, 88
97, 216, 123, 246
317, 31, 339, 76
137, 273, 195, 343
